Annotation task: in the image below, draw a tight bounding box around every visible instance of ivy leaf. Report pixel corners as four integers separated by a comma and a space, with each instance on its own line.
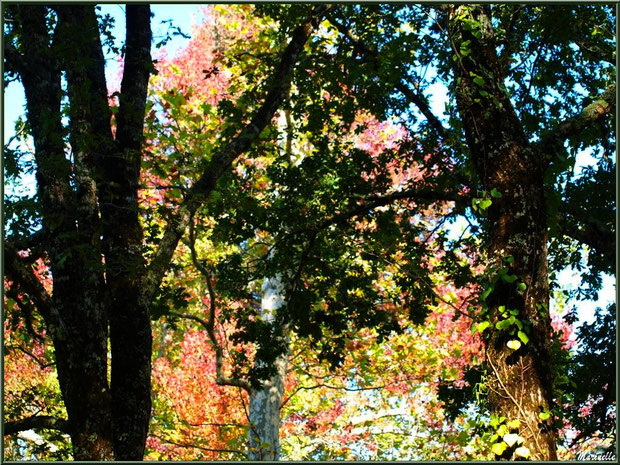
476, 321, 491, 333
503, 433, 523, 447
507, 419, 520, 429
491, 442, 507, 456
478, 198, 492, 210
502, 274, 518, 283
514, 446, 531, 459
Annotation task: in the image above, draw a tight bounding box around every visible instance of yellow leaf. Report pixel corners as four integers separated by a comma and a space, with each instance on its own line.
507, 419, 520, 429
492, 442, 507, 456
507, 339, 521, 350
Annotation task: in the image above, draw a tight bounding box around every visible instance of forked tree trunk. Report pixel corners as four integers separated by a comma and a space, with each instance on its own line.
447, 4, 557, 460
248, 276, 290, 460
8, 4, 152, 460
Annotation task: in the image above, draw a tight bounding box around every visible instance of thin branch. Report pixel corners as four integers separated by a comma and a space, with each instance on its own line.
4, 241, 67, 341
4, 286, 46, 342
4, 415, 70, 436
556, 202, 614, 264
6, 345, 55, 370
149, 433, 248, 459
575, 40, 615, 66
328, 14, 449, 140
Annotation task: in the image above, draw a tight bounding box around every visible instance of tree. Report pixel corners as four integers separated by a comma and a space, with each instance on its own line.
4, 3, 328, 460
4, 3, 614, 462
289, 3, 614, 460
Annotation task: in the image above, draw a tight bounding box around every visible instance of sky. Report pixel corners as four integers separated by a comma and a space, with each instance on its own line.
2, 4, 615, 327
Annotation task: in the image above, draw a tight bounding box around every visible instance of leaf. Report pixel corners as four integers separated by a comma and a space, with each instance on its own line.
478, 198, 492, 210
503, 433, 523, 447
496, 319, 511, 330
516, 282, 527, 291
517, 331, 529, 344
490, 187, 502, 198
477, 321, 491, 332
514, 446, 531, 459
507, 340, 521, 350
473, 76, 485, 87
507, 419, 520, 429
539, 411, 551, 421
491, 442, 507, 456
502, 274, 518, 283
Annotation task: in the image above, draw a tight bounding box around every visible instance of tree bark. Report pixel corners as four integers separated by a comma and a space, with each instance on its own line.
102, 6, 154, 460
248, 276, 290, 460
12, 5, 115, 459
446, 4, 557, 460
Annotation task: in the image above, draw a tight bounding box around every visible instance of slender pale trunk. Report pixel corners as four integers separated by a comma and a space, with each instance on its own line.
248, 276, 290, 460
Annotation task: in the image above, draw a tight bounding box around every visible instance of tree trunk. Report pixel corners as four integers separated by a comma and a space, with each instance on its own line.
9, 5, 153, 460
103, 6, 153, 460
248, 276, 290, 460
14, 5, 115, 460
446, 5, 557, 460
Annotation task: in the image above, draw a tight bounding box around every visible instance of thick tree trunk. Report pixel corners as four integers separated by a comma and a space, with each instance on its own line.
447, 5, 557, 460
248, 276, 290, 460
15, 5, 115, 460
10, 5, 153, 460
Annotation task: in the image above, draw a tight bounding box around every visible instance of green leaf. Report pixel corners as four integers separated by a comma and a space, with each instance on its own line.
490, 187, 502, 198
502, 274, 518, 283
473, 76, 485, 86
477, 321, 491, 332
507, 340, 521, 350
539, 411, 551, 421
517, 330, 529, 344
478, 198, 492, 210
516, 282, 527, 291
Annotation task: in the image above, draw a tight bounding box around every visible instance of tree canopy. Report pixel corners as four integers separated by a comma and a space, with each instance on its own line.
3, 3, 616, 461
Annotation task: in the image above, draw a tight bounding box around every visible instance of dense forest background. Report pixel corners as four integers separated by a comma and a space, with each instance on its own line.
2, 3, 616, 461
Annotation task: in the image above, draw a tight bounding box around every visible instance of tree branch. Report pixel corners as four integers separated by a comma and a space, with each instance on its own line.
575, 40, 615, 66
316, 185, 466, 233
556, 203, 614, 267
3, 42, 25, 76
4, 415, 70, 436
328, 14, 449, 140
149, 433, 248, 459
538, 84, 616, 157
4, 241, 67, 341
116, 5, 152, 156
169, 221, 252, 392
4, 286, 46, 342
142, 5, 329, 303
